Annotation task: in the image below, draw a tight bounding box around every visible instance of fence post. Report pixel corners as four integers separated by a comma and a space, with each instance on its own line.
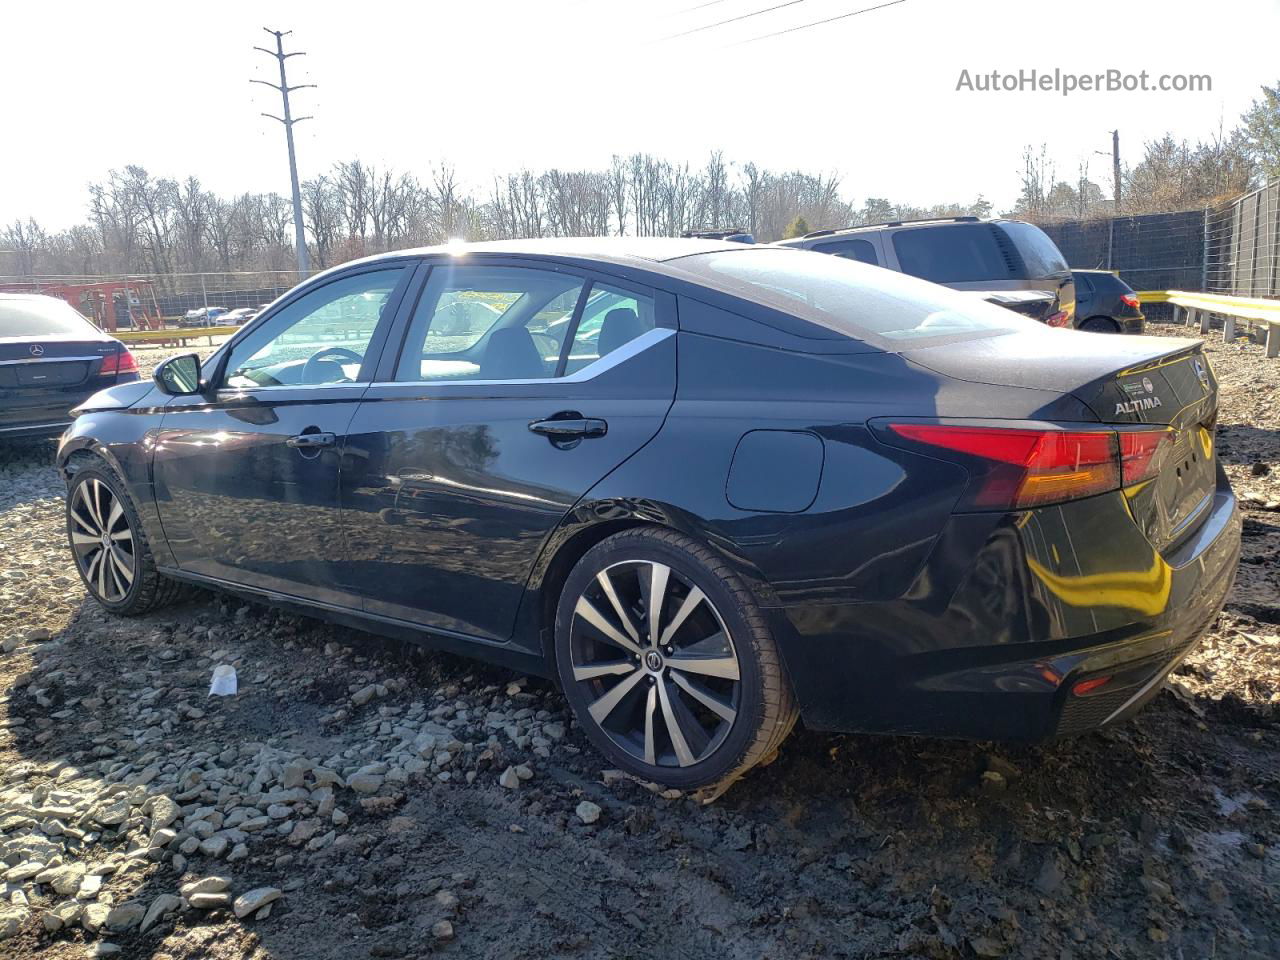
1199, 310, 1211, 335
1223, 315, 1236, 342
1267, 323, 1280, 359
200, 274, 209, 311
1201, 207, 1209, 291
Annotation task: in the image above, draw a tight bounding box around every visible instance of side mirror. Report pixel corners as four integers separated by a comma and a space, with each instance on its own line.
154, 354, 202, 395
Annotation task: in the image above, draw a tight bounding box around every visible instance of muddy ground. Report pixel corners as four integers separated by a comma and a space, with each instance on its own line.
1, 322, 1278, 960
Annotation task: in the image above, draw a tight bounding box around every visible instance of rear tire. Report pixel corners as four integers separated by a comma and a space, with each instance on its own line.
555, 528, 798, 796
1080, 316, 1119, 333
66, 462, 191, 616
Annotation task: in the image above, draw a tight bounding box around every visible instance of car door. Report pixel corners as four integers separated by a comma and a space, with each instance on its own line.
340, 259, 676, 647
152, 264, 415, 603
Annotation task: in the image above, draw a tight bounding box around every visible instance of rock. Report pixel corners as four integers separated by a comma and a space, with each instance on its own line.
188, 892, 232, 910
1245, 841, 1267, 859
970, 936, 1006, 958
514, 764, 534, 781
432, 919, 455, 940
82, 902, 111, 932
199, 835, 230, 858
984, 755, 1021, 780
233, 887, 282, 919
498, 766, 520, 790
434, 889, 459, 912
980, 770, 1007, 793
179, 876, 230, 899
348, 772, 384, 794
1, 908, 26, 941
140, 894, 182, 933
149, 796, 181, 830
93, 798, 131, 826
281, 761, 308, 789
105, 901, 145, 931
39, 862, 87, 895
575, 800, 602, 825
1140, 875, 1172, 899
1035, 855, 1065, 895
351, 684, 379, 706
86, 945, 122, 957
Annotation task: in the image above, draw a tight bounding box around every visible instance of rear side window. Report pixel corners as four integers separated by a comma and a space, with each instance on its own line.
564, 284, 655, 375
0, 297, 96, 338
813, 237, 878, 265
1073, 273, 1095, 294
675, 248, 1039, 344
998, 221, 1069, 277
892, 224, 1012, 284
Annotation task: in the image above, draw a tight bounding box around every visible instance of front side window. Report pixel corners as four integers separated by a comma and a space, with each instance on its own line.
223, 268, 406, 388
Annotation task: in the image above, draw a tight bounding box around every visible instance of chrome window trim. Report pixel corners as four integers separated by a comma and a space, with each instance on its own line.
375, 326, 672, 389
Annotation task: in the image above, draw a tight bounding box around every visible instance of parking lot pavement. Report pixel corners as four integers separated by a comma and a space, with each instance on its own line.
1, 321, 1278, 959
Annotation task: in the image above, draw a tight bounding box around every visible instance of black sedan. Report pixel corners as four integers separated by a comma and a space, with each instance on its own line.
1, 293, 139, 439
1073, 269, 1145, 333
56, 239, 1239, 793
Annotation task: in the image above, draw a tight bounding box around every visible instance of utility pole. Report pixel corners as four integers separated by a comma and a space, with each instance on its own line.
253, 28, 314, 276
1111, 129, 1121, 215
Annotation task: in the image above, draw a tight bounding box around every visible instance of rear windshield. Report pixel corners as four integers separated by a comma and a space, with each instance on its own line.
674, 248, 1042, 344
892, 224, 1012, 283
1075, 271, 1128, 292
0, 297, 96, 338
999, 221, 1069, 277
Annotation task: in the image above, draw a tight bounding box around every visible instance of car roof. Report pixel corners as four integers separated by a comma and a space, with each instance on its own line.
341, 237, 748, 271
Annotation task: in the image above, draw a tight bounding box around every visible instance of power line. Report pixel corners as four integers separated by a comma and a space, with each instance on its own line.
658, 0, 809, 42
730, 0, 908, 46
252, 27, 315, 276
671, 0, 734, 13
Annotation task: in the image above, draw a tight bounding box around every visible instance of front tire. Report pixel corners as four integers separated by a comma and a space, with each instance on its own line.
555, 528, 797, 795
66, 463, 189, 616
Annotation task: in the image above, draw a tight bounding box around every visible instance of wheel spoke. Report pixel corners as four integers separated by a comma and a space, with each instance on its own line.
106, 498, 124, 532
645, 562, 670, 647
106, 555, 125, 599
643, 684, 657, 765
656, 677, 695, 766
84, 480, 106, 529
658, 586, 705, 648
596, 569, 641, 645
70, 505, 98, 536
667, 647, 740, 681
572, 659, 635, 682
575, 596, 643, 657
587, 668, 647, 725
669, 670, 737, 724
71, 531, 99, 547
110, 528, 133, 543
109, 547, 134, 585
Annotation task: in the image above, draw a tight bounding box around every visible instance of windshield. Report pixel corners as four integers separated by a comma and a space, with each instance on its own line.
0, 297, 97, 338
674, 248, 1043, 344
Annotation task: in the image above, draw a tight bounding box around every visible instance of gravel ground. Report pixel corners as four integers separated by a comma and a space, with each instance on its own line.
1, 324, 1278, 960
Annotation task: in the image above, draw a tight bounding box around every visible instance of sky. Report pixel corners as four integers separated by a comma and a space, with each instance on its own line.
2, 0, 1278, 230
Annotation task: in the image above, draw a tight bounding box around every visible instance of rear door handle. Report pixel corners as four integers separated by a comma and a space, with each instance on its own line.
287, 432, 336, 448
528, 417, 607, 439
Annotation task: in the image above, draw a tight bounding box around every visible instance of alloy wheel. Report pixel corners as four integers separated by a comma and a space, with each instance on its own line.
69, 477, 136, 603
568, 560, 741, 768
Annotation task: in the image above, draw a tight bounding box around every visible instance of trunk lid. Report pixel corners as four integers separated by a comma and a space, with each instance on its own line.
904, 329, 1218, 551
0, 337, 118, 389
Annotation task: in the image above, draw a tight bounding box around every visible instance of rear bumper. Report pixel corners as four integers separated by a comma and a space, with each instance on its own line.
1121, 313, 1145, 334
772, 474, 1240, 740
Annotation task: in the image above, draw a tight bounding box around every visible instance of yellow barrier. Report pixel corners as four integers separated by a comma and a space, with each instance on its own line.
114, 325, 240, 346
1136, 290, 1280, 357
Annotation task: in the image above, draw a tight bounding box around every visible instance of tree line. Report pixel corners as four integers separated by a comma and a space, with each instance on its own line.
3, 79, 1278, 278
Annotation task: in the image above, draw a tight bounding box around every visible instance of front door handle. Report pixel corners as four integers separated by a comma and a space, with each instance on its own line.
529, 417, 607, 440
287, 431, 336, 449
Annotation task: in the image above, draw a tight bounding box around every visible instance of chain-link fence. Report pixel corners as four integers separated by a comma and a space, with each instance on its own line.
1206, 181, 1280, 298
0, 271, 301, 327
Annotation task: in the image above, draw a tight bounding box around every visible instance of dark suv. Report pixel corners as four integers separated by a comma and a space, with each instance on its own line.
1072, 269, 1144, 334
776, 217, 1075, 327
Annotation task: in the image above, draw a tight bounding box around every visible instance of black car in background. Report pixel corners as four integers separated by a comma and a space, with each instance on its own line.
0, 293, 139, 439
1073, 269, 1146, 333
57, 240, 1238, 793
776, 217, 1076, 327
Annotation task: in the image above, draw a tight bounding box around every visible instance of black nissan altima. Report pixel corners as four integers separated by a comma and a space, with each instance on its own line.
56, 238, 1240, 792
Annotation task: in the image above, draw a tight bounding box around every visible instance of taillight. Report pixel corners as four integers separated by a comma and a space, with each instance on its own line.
1045, 310, 1071, 328
1119, 293, 1141, 309
1118, 428, 1173, 486
884, 422, 1173, 510
100, 347, 139, 377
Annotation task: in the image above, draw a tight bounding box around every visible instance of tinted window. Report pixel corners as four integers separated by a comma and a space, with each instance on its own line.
999, 221, 1068, 277
564, 284, 656, 375
892, 224, 1012, 283
395, 265, 584, 382
813, 238, 878, 265
0, 297, 96, 338
1072, 273, 1094, 294
224, 268, 406, 388
676, 248, 1038, 343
